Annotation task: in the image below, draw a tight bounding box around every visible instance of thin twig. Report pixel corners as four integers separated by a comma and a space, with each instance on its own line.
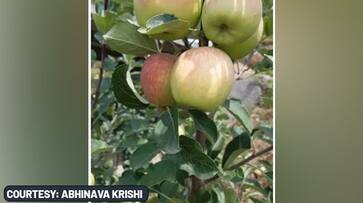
235, 50, 257, 79
183, 38, 191, 49
189, 130, 206, 203
92, 0, 109, 110
205, 145, 273, 183
228, 145, 273, 170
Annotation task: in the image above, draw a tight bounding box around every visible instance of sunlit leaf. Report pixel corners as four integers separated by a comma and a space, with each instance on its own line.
224, 99, 253, 134
91, 139, 112, 155
104, 21, 157, 56
138, 14, 190, 41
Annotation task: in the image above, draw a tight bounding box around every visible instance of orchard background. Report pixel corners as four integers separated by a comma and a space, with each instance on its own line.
91, 0, 273, 202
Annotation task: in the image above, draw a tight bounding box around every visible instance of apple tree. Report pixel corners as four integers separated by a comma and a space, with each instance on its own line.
91, 0, 273, 202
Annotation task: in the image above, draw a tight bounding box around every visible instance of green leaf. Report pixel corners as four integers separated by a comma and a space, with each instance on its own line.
91, 139, 112, 154
147, 197, 186, 203
229, 168, 245, 183
189, 110, 218, 144
224, 187, 237, 203
147, 197, 159, 203
154, 106, 180, 154
129, 141, 161, 170
265, 171, 273, 184
224, 99, 253, 134
138, 13, 190, 41
124, 119, 150, 135
243, 179, 269, 196
112, 64, 149, 109
253, 127, 273, 144
264, 54, 274, 62
249, 197, 264, 203
178, 136, 219, 180
118, 135, 141, 150
263, 0, 273, 10
175, 170, 189, 186
112, 0, 133, 15
159, 181, 184, 200
211, 188, 225, 203
139, 160, 178, 187
196, 190, 211, 203
104, 21, 157, 56
119, 170, 142, 185
209, 133, 225, 159
92, 11, 118, 34
103, 55, 118, 71
212, 134, 225, 152
263, 15, 273, 37
222, 132, 251, 169
145, 14, 179, 28
166, 198, 187, 203
182, 136, 207, 152
259, 160, 273, 172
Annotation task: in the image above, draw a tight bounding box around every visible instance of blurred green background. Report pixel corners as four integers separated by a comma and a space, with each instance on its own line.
276, 0, 363, 202
1, 0, 363, 202
0, 0, 88, 201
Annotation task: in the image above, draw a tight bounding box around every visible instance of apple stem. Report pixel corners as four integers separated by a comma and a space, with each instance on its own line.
183, 38, 191, 49
199, 33, 209, 47
199, 24, 209, 47
155, 40, 161, 53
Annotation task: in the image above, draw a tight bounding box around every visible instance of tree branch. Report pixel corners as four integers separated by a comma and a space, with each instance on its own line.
228, 145, 273, 170
189, 130, 207, 203
205, 145, 273, 183
92, 0, 109, 110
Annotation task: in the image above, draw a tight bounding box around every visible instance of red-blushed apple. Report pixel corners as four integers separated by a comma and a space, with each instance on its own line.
134, 0, 202, 39
218, 19, 264, 59
141, 53, 177, 107
170, 47, 235, 112
202, 0, 263, 45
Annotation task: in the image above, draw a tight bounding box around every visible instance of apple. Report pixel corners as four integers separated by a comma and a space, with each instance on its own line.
89, 173, 95, 185
134, 0, 202, 39
218, 19, 264, 59
202, 0, 263, 45
170, 47, 234, 112
141, 53, 177, 107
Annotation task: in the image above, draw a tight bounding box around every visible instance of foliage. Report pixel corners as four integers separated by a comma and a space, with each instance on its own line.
91, 0, 273, 202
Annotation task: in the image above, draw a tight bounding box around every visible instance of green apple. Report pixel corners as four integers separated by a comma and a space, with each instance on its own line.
89, 173, 95, 185
170, 47, 234, 112
218, 19, 264, 59
202, 0, 262, 45
141, 53, 177, 107
134, 0, 202, 39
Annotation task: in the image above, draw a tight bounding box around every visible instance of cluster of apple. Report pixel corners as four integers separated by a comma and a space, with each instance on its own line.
135, 0, 263, 112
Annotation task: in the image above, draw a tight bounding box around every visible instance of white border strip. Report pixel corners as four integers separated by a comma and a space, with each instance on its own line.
87, 0, 92, 187
272, 0, 276, 202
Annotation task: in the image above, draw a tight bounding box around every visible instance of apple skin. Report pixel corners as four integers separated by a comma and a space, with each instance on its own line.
218, 19, 264, 59
141, 53, 177, 107
202, 0, 262, 45
170, 47, 234, 112
89, 173, 95, 185
134, 0, 202, 39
